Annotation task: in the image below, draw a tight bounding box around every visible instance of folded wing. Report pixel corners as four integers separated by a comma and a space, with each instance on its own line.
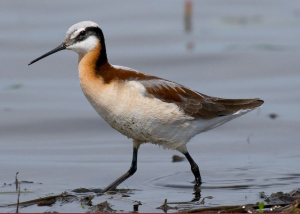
139, 78, 263, 120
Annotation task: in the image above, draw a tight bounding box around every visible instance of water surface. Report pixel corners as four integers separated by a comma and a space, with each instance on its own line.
1, 0, 300, 212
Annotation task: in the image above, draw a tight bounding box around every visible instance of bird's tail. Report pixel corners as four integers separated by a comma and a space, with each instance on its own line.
215, 98, 264, 116
197, 97, 264, 132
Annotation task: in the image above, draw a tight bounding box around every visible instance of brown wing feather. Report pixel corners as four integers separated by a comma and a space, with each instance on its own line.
139, 78, 264, 119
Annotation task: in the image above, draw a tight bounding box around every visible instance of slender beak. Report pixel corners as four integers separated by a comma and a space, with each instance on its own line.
28, 43, 66, 65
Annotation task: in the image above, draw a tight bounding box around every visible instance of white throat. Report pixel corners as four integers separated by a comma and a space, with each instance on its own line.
67, 35, 98, 59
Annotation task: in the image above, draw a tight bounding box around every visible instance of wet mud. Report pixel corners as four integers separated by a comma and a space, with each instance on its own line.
2, 186, 300, 213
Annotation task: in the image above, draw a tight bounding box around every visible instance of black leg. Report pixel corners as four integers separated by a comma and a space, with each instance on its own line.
184, 152, 202, 186
192, 184, 201, 202
102, 145, 139, 193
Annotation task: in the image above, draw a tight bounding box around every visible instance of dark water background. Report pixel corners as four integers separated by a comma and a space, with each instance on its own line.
1, 0, 300, 212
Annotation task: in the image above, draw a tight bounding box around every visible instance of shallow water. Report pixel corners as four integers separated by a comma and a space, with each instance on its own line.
1, 0, 300, 212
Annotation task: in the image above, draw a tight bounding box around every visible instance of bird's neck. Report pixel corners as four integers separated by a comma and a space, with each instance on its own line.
79, 40, 107, 66
78, 42, 110, 78
78, 42, 115, 106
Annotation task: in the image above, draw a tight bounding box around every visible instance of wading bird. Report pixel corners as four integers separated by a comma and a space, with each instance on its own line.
29, 21, 263, 193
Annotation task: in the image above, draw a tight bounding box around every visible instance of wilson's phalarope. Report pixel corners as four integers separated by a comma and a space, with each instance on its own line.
29, 21, 263, 193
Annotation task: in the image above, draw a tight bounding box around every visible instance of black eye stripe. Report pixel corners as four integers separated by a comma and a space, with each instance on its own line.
79, 30, 86, 36
74, 30, 88, 42
73, 27, 103, 43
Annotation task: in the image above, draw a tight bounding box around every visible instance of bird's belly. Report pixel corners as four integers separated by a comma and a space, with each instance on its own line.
104, 109, 193, 148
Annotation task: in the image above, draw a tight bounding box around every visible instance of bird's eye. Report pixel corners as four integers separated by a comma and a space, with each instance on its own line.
79, 30, 86, 37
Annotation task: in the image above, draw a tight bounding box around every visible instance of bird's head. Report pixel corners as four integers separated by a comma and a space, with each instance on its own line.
29, 21, 107, 65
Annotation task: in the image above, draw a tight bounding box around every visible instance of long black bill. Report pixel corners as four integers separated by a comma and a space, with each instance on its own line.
28, 43, 66, 65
